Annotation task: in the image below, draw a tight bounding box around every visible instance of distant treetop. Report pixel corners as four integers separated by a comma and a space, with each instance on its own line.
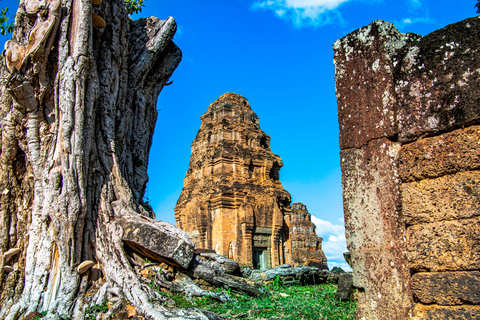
125, 0, 145, 15
476, 0, 480, 13
331, 266, 346, 274
0, 7, 13, 35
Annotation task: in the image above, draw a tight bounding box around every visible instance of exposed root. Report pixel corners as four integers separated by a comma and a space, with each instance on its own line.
155, 272, 231, 303
102, 300, 122, 320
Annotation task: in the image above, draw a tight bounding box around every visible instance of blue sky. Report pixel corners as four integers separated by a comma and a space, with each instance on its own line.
0, 0, 475, 270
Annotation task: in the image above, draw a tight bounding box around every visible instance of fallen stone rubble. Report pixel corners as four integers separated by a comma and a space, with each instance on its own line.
244, 264, 338, 285
81, 217, 349, 319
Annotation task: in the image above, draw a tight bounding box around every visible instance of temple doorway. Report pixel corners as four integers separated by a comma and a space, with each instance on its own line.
253, 248, 268, 269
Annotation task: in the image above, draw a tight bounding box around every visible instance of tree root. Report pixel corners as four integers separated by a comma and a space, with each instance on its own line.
155, 272, 231, 303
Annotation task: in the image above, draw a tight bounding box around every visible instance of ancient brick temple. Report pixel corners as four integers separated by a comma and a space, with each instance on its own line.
290, 203, 327, 268
175, 93, 327, 269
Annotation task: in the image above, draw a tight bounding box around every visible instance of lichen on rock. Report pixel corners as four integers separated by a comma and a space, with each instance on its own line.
334, 16, 480, 320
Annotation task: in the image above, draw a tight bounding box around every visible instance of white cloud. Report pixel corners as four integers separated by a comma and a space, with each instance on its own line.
407, 0, 422, 10
251, 0, 350, 28
285, 0, 347, 9
311, 216, 351, 272
312, 216, 344, 237
395, 16, 435, 31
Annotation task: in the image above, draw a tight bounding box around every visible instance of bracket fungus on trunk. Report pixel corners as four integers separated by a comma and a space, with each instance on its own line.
2, 266, 14, 273
76, 261, 95, 274
92, 0, 106, 28
91, 12, 106, 29
2, 248, 21, 263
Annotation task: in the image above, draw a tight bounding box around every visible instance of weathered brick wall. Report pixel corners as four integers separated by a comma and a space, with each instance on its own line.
334, 17, 480, 319
175, 93, 328, 270
290, 203, 328, 268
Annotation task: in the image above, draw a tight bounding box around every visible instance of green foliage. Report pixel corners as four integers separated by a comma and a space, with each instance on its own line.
331, 266, 346, 274
155, 283, 356, 319
85, 301, 109, 320
124, 0, 145, 15
198, 283, 356, 319
0, 7, 14, 35
271, 275, 283, 288
170, 292, 196, 308
32, 312, 46, 320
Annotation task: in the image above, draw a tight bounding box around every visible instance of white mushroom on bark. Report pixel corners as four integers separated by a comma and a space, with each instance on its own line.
3, 248, 21, 263
77, 260, 95, 274
3, 266, 14, 273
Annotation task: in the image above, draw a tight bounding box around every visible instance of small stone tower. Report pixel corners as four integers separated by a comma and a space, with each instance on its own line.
175, 93, 327, 269
290, 203, 328, 268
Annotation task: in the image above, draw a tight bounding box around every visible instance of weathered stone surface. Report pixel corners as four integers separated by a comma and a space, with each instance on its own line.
247, 264, 335, 285
402, 171, 480, 225
290, 203, 328, 268
413, 304, 480, 320
336, 272, 354, 301
411, 271, 480, 305
198, 252, 240, 275
340, 137, 412, 319
408, 218, 480, 272
190, 254, 266, 296
399, 125, 480, 182
335, 16, 480, 320
341, 138, 404, 251
343, 251, 352, 267
396, 17, 480, 142
175, 93, 326, 269
121, 218, 195, 269
333, 20, 418, 149
350, 247, 412, 318
240, 266, 253, 278
158, 271, 231, 303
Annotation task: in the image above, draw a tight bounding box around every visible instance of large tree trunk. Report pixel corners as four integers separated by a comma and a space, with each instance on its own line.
0, 1, 206, 319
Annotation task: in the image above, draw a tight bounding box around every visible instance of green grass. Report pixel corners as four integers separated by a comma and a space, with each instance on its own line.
84, 301, 109, 320
162, 283, 356, 320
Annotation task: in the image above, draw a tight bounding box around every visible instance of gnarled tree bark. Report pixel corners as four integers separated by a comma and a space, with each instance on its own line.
0, 0, 211, 319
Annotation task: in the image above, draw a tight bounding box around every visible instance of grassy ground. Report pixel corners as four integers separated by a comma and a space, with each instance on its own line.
167, 283, 357, 320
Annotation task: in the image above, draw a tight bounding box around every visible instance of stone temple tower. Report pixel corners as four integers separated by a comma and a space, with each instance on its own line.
175, 93, 326, 269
